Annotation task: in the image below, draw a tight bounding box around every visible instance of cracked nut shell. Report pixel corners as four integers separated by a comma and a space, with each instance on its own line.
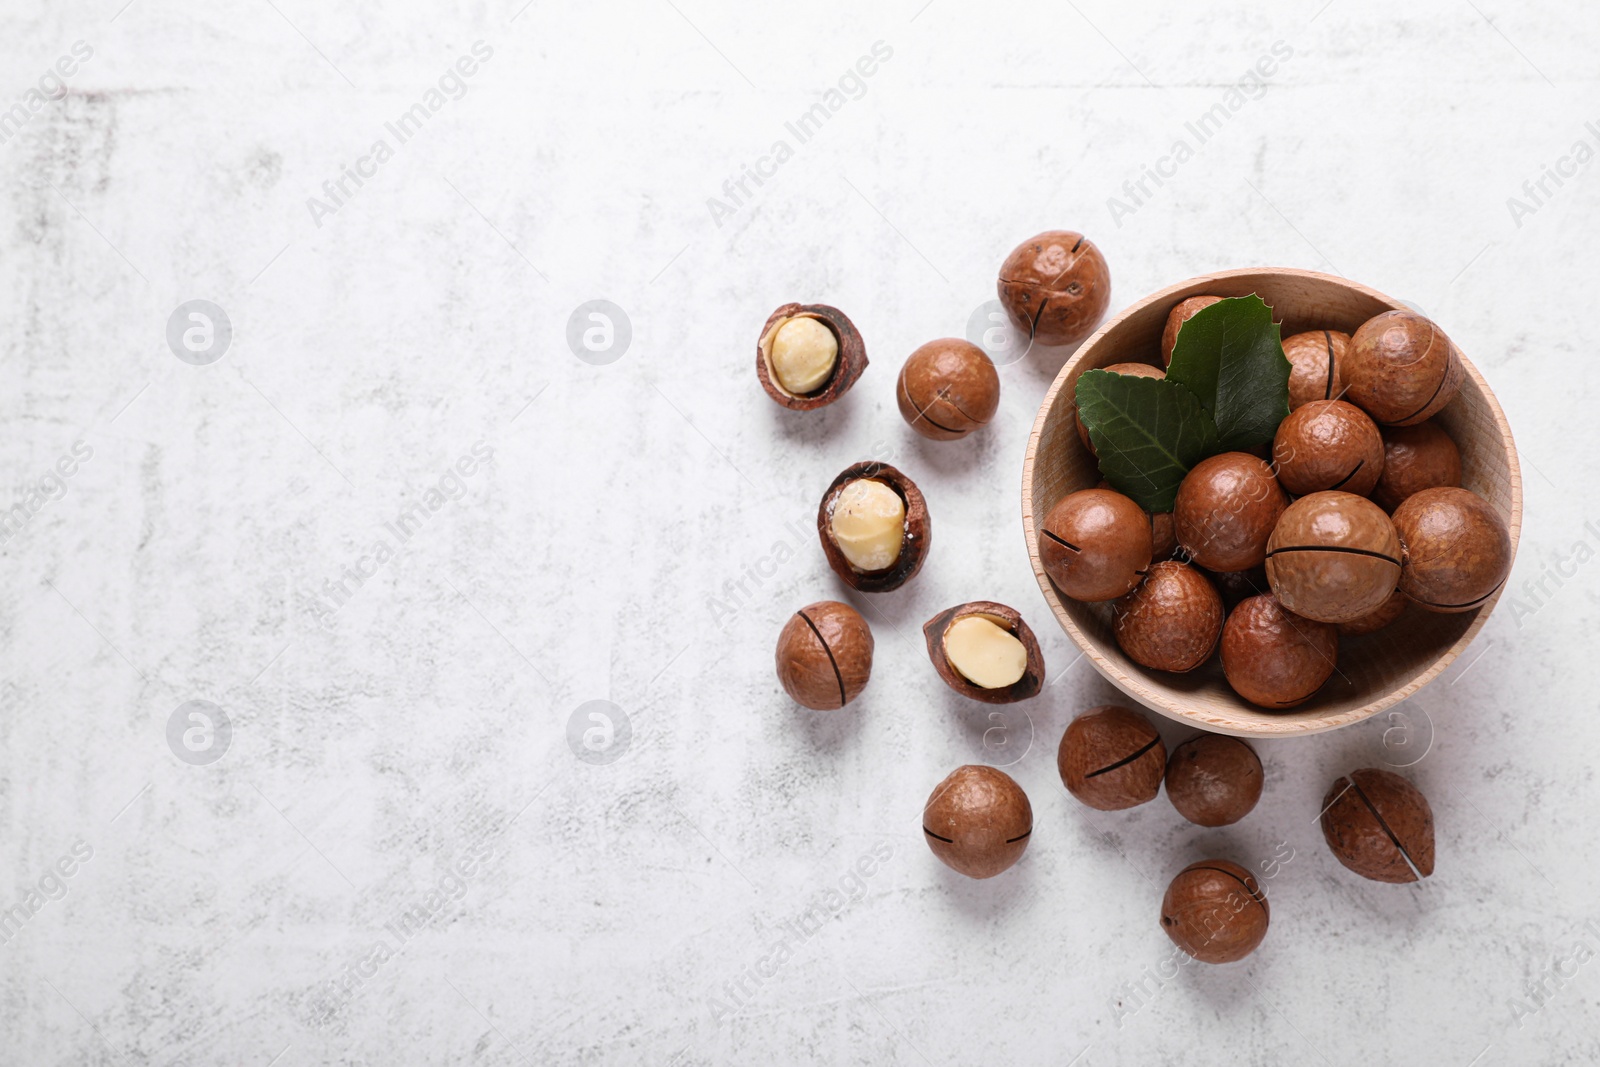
1265, 491, 1402, 624
1161, 859, 1270, 964
1346, 311, 1464, 426
1283, 329, 1349, 410
1165, 734, 1264, 827
756, 303, 867, 410
1058, 705, 1167, 811
1114, 561, 1224, 673
775, 601, 874, 710
1271, 400, 1384, 497
817, 462, 930, 593
1160, 295, 1223, 367
896, 338, 1000, 440
1174, 453, 1288, 573
1320, 768, 1435, 883
1075, 363, 1165, 455
922, 601, 1044, 704
997, 230, 1111, 347
1371, 421, 1462, 512
923, 765, 1032, 879
1039, 488, 1153, 602
1392, 487, 1512, 612
1220, 593, 1337, 708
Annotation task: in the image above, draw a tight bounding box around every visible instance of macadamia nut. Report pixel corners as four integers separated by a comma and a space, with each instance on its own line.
943, 615, 1028, 689
768, 316, 838, 394
830, 479, 904, 571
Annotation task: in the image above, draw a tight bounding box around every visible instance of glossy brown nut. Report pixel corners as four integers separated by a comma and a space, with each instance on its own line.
775, 601, 873, 709
923, 765, 1032, 879
1271, 400, 1384, 497
1338, 589, 1407, 636
896, 338, 1000, 441
1074, 362, 1164, 455
817, 462, 930, 593
1220, 594, 1337, 708
1165, 735, 1264, 827
922, 601, 1044, 704
1057, 705, 1166, 811
1039, 488, 1153, 602
1392, 487, 1512, 612
1265, 492, 1402, 624
1160, 295, 1223, 367
1346, 311, 1464, 426
1096, 479, 1177, 561
1202, 566, 1268, 611
1371, 421, 1462, 512
1113, 562, 1224, 673
1174, 453, 1288, 573
1320, 768, 1435, 883
997, 231, 1112, 347
1282, 329, 1349, 410
756, 303, 868, 410
1160, 859, 1270, 964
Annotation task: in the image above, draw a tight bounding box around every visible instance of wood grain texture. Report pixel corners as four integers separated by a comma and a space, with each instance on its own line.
1021, 269, 1522, 737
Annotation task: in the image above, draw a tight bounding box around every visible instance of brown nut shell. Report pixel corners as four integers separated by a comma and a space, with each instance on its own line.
775, 601, 874, 710
1160, 295, 1224, 367
1160, 859, 1270, 964
1345, 311, 1464, 426
1174, 453, 1288, 573
1220, 594, 1337, 709
756, 303, 867, 411
1320, 768, 1435, 883
1202, 565, 1269, 611
1371, 421, 1462, 512
1114, 561, 1224, 673
1039, 488, 1153, 602
1392, 487, 1512, 612
1338, 589, 1408, 636
1282, 329, 1349, 410
1165, 735, 1263, 827
1074, 362, 1164, 455
997, 231, 1112, 347
923, 765, 1032, 879
922, 601, 1044, 704
817, 462, 930, 593
1265, 492, 1402, 624
896, 338, 1000, 441
1057, 705, 1166, 811
1271, 400, 1384, 497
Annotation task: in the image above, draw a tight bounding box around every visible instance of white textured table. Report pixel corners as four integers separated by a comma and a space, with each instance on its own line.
3, 1, 1598, 1064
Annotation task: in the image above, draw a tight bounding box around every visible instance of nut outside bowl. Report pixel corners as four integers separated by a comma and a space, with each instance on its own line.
1021, 269, 1521, 737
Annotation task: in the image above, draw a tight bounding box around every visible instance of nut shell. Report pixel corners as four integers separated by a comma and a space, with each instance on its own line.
1220, 593, 1337, 708
1282, 329, 1349, 410
756, 303, 867, 410
1337, 589, 1408, 636
1160, 295, 1223, 367
1265, 492, 1401, 624
1371, 421, 1462, 512
1165, 735, 1263, 827
1057, 705, 1166, 811
1271, 400, 1384, 497
896, 338, 1000, 441
1320, 768, 1434, 883
922, 602, 1044, 704
1114, 561, 1224, 673
775, 601, 874, 709
923, 765, 1032, 879
1174, 453, 1288, 573
1345, 311, 1464, 426
1074, 362, 1164, 455
997, 231, 1112, 347
1392, 487, 1512, 612
1160, 859, 1270, 964
817, 462, 930, 593
1039, 488, 1153, 602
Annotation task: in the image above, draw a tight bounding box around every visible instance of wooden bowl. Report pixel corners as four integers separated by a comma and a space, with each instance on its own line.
1021, 268, 1522, 737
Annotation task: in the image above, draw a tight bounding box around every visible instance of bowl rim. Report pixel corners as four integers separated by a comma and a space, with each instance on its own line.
1020, 267, 1523, 738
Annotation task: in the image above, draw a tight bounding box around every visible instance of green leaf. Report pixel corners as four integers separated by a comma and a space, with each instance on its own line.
1076, 370, 1219, 513
1165, 294, 1291, 451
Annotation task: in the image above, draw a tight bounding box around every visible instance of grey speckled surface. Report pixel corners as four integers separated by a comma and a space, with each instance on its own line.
2, 0, 1598, 1064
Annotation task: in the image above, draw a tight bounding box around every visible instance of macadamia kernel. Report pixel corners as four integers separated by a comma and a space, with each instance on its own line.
830, 479, 905, 571
769, 317, 838, 394
943, 615, 1027, 689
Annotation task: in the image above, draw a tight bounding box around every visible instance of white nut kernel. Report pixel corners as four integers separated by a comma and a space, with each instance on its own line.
830, 479, 905, 572
943, 615, 1027, 689
770, 317, 838, 394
